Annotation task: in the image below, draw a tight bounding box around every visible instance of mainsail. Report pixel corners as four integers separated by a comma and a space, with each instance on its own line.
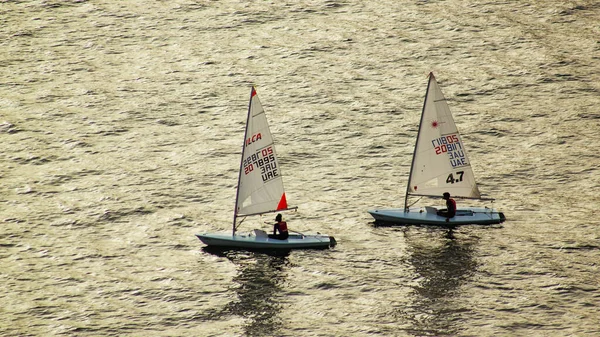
405, 73, 481, 205
234, 87, 288, 221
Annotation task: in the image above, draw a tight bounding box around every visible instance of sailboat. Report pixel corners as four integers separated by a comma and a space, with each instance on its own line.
368, 73, 506, 226
196, 87, 335, 249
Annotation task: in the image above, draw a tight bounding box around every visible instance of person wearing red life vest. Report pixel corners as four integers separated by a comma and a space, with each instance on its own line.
437, 192, 457, 222
269, 213, 289, 240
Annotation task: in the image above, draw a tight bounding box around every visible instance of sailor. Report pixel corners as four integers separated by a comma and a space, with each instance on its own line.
268, 213, 289, 240
437, 192, 456, 222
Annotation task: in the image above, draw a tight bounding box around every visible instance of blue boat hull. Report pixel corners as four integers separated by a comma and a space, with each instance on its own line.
368, 206, 505, 226
196, 231, 335, 250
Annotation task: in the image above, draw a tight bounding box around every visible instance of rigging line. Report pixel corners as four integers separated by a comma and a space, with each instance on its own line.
407, 196, 422, 208
471, 210, 502, 214
409, 193, 495, 201
234, 216, 247, 232
236, 206, 299, 218
288, 230, 306, 237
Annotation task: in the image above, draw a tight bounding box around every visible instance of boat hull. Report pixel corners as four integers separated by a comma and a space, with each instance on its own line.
196, 231, 336, 250
368, 206, 505, 226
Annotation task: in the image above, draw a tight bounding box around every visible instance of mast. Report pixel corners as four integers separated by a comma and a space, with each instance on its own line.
232, 86, 255, 235
404, 72, 434, 211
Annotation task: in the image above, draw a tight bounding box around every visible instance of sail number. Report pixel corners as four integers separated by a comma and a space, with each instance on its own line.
432, 134, 460, 146
432, 134, 460, 154
432, 133, 468, 168
243, 146, 279, 182
446, 171, 464, 184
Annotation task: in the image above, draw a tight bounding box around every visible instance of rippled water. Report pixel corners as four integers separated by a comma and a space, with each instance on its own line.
2, 1, 600, 336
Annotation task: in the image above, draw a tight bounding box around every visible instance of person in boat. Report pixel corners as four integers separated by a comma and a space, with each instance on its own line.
268, 213, 289, 240
437, 192, 457, 222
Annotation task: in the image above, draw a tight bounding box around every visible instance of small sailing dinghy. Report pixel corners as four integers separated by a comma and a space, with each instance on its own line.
368, 73, 505, 226
196, 87, 335, 250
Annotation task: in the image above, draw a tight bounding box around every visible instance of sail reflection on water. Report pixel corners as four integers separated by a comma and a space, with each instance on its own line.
399, 229, 478, 336
200, 249, 290, 336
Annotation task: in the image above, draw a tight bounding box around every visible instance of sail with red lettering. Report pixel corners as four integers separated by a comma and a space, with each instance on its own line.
195, 87, 336, 248
367, 73, 504, 226
406, 73, 481, 204
234, 87, 288, 219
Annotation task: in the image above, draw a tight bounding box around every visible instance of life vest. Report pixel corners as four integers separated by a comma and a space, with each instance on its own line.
448, 199, 457, 213
277, 221, 288, 232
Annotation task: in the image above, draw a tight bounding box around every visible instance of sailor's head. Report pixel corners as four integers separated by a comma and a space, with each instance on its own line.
275, 214, 282, 221
443, 192, 450, 199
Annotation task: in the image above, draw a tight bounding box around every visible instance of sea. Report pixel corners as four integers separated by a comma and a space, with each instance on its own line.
1, 1, 599, 336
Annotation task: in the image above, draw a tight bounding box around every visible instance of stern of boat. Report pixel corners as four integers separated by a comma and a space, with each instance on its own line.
329, 236, 337, 247
498, 211, 506, 223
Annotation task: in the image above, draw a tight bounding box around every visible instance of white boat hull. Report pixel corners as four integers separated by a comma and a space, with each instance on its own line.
368, 206, 505, 226
196, 231, 336, 250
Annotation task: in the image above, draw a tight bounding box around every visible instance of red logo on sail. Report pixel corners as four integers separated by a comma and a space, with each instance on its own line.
246, 133, 262, 146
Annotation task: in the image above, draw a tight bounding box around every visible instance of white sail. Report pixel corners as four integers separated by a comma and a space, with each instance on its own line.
235, 87, 288, 217
407, 73, 481, 199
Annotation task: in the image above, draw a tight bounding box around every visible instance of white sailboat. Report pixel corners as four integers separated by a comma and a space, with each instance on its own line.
196, 87, 335, 249
368, 73, 506, 226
